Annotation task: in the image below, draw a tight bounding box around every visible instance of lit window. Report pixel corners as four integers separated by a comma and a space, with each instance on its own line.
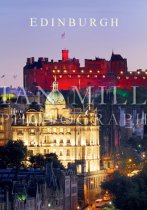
77, 165, 82, 174
78, 75, 80, 78
0, 126, 4, 131
60, 128, 63, 133
52, 70, 55, 73
59, 75, 62, 78
53, 128, 56, 133
60, 150, 63, 156
89, 70, 92, 73
64, 70, 67, 73
48, 128, 51, 133
143, 77, 146, 79
97, 70, 100, 73
94, 75, 97, 78
120, 71, 123, 74
67, 149, 70, 156
57, 70, 60, 73
102, 75, 105, 78
134, 76, 137, 79
67, 139, 70, 144
60, 139, 63, 144
87, 75, 90, 78
126, 76, 129, 79
81, 70, 84, 73
73, 70, 76, 73
117, 76, 120, 79
67, 128, 71, 133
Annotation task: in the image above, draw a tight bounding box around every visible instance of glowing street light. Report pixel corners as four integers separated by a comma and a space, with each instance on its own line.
48, 203, 51, 207
109, 201, 112, 205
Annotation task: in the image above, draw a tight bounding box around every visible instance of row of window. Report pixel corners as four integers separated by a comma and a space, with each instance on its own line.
44, 149, 70, 156
117, 76, 146, 80
44, 138, 71, 144
18, 128, 71, 134
33, 74, 147, 79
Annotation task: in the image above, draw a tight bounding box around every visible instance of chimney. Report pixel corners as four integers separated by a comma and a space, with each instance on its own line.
27, 58, 31, 64
62, 49, 69, 61
45, 58, 48, 62
31, 57, 35, 63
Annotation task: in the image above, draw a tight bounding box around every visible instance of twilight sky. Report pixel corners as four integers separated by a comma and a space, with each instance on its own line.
0, 0, 147, 87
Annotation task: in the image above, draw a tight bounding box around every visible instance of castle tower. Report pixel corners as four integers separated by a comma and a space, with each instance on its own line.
62, 49, 69, 61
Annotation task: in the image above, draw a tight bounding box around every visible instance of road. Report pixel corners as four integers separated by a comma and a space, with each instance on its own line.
84, 202, 96, 210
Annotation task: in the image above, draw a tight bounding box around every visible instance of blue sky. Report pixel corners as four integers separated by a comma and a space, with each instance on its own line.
0, 0, 147, 87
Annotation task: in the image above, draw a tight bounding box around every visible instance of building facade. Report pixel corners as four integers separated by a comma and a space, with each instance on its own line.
11, 80, 106, 206
0, 104, 12, 146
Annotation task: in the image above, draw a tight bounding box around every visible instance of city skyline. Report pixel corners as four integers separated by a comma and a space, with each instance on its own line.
0, 0, 147, 87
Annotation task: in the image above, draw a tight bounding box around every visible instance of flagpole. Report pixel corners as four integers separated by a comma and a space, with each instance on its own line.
13, 75, 17, 88
1, 75, 6, 87
61, 32, 66, 49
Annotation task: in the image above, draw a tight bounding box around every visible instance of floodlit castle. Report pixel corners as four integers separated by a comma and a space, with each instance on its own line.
24, 49, 147, 92
11, 80, 105, 203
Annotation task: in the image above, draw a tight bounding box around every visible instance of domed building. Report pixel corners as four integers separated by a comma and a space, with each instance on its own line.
46, 81, 66, 105
45, 80, 70, 121
11, 80, 106, 205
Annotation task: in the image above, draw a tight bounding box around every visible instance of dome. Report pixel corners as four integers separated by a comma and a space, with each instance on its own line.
46, 81, 65, 105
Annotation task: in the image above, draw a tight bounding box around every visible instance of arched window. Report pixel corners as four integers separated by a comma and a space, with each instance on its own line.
60, 139, 63, 144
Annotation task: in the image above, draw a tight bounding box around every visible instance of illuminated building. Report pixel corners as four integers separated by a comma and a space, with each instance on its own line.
11, 80, 106, 205
24, 50, 147, 92
0, 104, 12, 146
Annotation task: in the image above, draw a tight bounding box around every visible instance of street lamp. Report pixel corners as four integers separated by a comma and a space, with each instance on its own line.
109, 201, 112, 205
48, 203, 51, 208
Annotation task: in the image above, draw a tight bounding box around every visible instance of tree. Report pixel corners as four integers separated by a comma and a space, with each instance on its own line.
102, 166, 147, 210
29, 153, 65, 169
29, 154, 45, 168
0, 140, 27, 168
45, 153, 65, 169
